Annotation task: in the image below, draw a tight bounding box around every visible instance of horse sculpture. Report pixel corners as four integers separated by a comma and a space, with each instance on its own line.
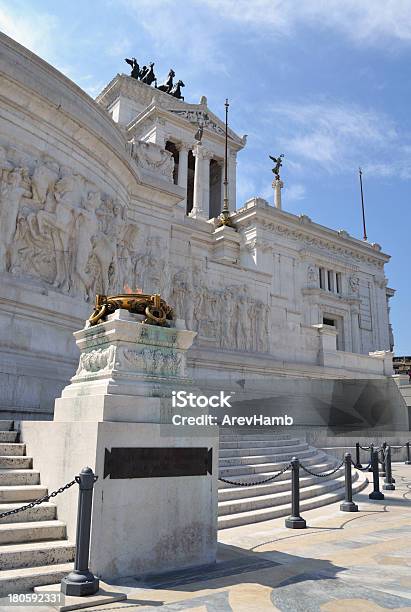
170, 80, 185, 100
157, 69, 175, 93
124, 57, 185, 98
141, 62, 157, 86
125, 57, 140, 79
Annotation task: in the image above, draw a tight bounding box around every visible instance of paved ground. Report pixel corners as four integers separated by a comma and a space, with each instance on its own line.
3, 464, 411, 612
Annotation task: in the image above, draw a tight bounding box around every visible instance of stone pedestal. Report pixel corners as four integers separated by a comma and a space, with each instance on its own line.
21, 309, 218, 580
213, 224, 241, 264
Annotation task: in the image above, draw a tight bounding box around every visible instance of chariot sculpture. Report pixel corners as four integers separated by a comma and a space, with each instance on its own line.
88, 293, 174, 327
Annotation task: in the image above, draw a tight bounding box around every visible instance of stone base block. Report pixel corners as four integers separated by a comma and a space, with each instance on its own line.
21, 420, 218, 581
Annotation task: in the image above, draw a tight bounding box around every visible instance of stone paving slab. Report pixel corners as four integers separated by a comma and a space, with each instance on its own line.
1, 464, 410, 612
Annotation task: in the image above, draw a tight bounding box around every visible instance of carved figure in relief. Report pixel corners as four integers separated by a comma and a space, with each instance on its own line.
31, 159, 59, 204
236, 287, 249, 351
73, 191, 101, 299
0, 146, 13, 179
32, 174, 82, 289
349, 274, 360, 294
307, 264, 317, 285
0, 168, 31, 271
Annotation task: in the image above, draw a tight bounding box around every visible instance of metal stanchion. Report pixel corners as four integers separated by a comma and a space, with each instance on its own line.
285, 457, 306, 529
379, 442, 387, 478
340, 453, 358, 512
355, 442, 362, 469
383, 446, 395, 491
368, 443, 374, 472
369, 450, 384, 500
405, 441, 411, 465
61, 467, 99, 596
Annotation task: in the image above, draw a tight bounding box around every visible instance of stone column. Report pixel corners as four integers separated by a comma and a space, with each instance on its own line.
273, 178, 284, 209
177, 144, 189, 210
202, 152, 212, 219
228, 151, 237, 212
351, 305, 361, 354
190, 144, 207, 219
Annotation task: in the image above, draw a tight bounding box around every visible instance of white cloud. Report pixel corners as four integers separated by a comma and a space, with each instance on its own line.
0, 3, 59, 62
203, 0, 411, 46
286, 183, 306, 201
265, 100, 408, 177
115, 0, 231, 80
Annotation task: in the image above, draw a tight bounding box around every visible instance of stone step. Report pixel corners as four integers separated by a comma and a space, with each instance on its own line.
0, 540, 75, 570
219, 444, 309, 465
0, 502, 56, 524
220, 438, 302, 450
0, 432, 18, 443
219, 433, 292, 441
218, 462, 344, 501
0, 520, 66, 545
0, 456, 32, 469
218, 452, 328, 486
218, 471, 354, 516
218, 472, 368, 529
219, 448, 317, 477
0, 485, 48, 503
0, 444, 26, 457
0, 421, 13, 432
0, 469, 40, 486
0, 562, 73, 597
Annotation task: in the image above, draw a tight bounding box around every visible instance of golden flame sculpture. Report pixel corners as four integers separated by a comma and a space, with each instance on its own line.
88, 293, 174, 327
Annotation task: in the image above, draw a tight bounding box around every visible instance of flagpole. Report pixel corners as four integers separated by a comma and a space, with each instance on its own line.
359, 167, 367, 241
218, 98, 235, 228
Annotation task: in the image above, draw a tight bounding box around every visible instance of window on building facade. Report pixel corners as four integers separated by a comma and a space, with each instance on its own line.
319, 267, 325, 289
319, 267, 342, 295
336, 272, 342, 294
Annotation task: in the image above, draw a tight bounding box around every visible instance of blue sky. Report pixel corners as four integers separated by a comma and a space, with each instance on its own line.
1, 0, 410, 354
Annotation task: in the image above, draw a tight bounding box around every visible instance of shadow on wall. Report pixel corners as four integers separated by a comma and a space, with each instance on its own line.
197, 376, 409, 434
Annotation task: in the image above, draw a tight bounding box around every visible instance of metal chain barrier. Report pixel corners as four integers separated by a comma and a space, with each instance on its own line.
0, 478, 77, 520
218, 462, 292, 487
356, 462, 372, 472
299, 458, 344, 478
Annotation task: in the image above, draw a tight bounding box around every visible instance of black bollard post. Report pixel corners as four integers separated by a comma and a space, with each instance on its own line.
368, 443, 374, 472
369, 450, 384, 500
379, 442, 387, 478
383, 445, 395, 491
355, 443, 362, 469
340, 453, 358, 512
285, 457, 306, 529
61, 467, 99, 596
405, 441, 411, 465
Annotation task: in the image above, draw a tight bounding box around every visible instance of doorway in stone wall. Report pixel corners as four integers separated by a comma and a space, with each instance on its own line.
323, 315, 345, 351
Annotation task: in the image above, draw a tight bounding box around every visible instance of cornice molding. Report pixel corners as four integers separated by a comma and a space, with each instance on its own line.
233, 203, 389, 269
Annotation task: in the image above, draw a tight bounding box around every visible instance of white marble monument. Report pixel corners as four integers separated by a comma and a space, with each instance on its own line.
0, 32, 402, 425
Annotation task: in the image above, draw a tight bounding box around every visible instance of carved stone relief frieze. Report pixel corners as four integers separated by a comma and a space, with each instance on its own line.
0, 143, 174, 302
169, 262, 271, 354
130, 140, 174, 182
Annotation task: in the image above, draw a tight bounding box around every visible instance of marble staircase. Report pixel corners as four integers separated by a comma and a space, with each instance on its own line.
218, 430, 368, 529
0, 421, 74, 595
